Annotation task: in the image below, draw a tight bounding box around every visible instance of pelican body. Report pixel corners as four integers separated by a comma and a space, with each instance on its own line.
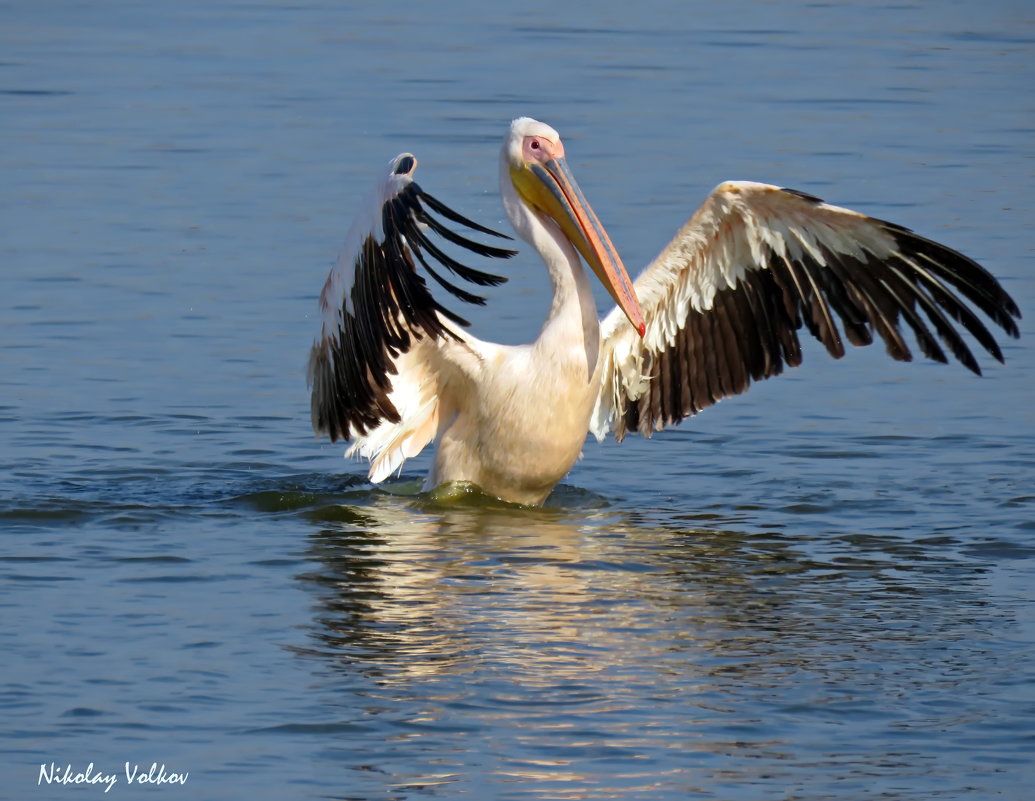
309, 118, 1020, 505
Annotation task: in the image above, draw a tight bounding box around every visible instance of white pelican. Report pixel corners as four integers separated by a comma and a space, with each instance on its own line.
309, 117, 1020, 505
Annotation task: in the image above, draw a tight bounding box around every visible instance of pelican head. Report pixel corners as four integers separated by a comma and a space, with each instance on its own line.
502, 117, 645, 337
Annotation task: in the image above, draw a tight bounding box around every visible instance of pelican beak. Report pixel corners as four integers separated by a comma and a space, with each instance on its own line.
511, 158, 646, 337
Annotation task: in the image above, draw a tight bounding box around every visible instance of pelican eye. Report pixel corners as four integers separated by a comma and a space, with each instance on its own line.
530, 139, 540, 150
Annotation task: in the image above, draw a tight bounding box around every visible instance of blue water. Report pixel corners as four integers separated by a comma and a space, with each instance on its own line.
2, 2, 1034, 799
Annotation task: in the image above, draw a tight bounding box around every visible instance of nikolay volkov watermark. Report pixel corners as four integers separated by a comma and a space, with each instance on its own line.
38, 762, 188, 793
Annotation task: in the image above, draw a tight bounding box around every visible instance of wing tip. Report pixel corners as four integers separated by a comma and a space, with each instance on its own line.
393, 154, 417, 176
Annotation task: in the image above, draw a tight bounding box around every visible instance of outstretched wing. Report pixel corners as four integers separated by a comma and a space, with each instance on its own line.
593, 181, 1020, 441
308, 152, 517, 466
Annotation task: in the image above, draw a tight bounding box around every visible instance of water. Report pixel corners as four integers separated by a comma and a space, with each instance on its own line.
2, 1, 1034, 799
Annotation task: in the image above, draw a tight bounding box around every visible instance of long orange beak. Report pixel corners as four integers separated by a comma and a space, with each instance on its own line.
511, 158, 646, 337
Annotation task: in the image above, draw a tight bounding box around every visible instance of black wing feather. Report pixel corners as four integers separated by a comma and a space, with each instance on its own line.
309, 171, 518, 443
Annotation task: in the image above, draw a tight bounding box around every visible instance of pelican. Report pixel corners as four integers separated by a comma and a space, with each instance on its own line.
308, 117, 1020, 505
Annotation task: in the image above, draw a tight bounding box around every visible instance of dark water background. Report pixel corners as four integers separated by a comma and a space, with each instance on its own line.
2, 2, 1034, 799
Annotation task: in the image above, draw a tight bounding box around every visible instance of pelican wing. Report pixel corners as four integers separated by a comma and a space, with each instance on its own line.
593, 181, 1020, 441
309, 153, 517, 472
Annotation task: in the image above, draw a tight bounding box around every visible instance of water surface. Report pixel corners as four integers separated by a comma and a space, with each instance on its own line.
2, 2, 1033, 799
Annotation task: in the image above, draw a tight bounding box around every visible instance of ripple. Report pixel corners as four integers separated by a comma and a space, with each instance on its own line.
246, 721, 371, 735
